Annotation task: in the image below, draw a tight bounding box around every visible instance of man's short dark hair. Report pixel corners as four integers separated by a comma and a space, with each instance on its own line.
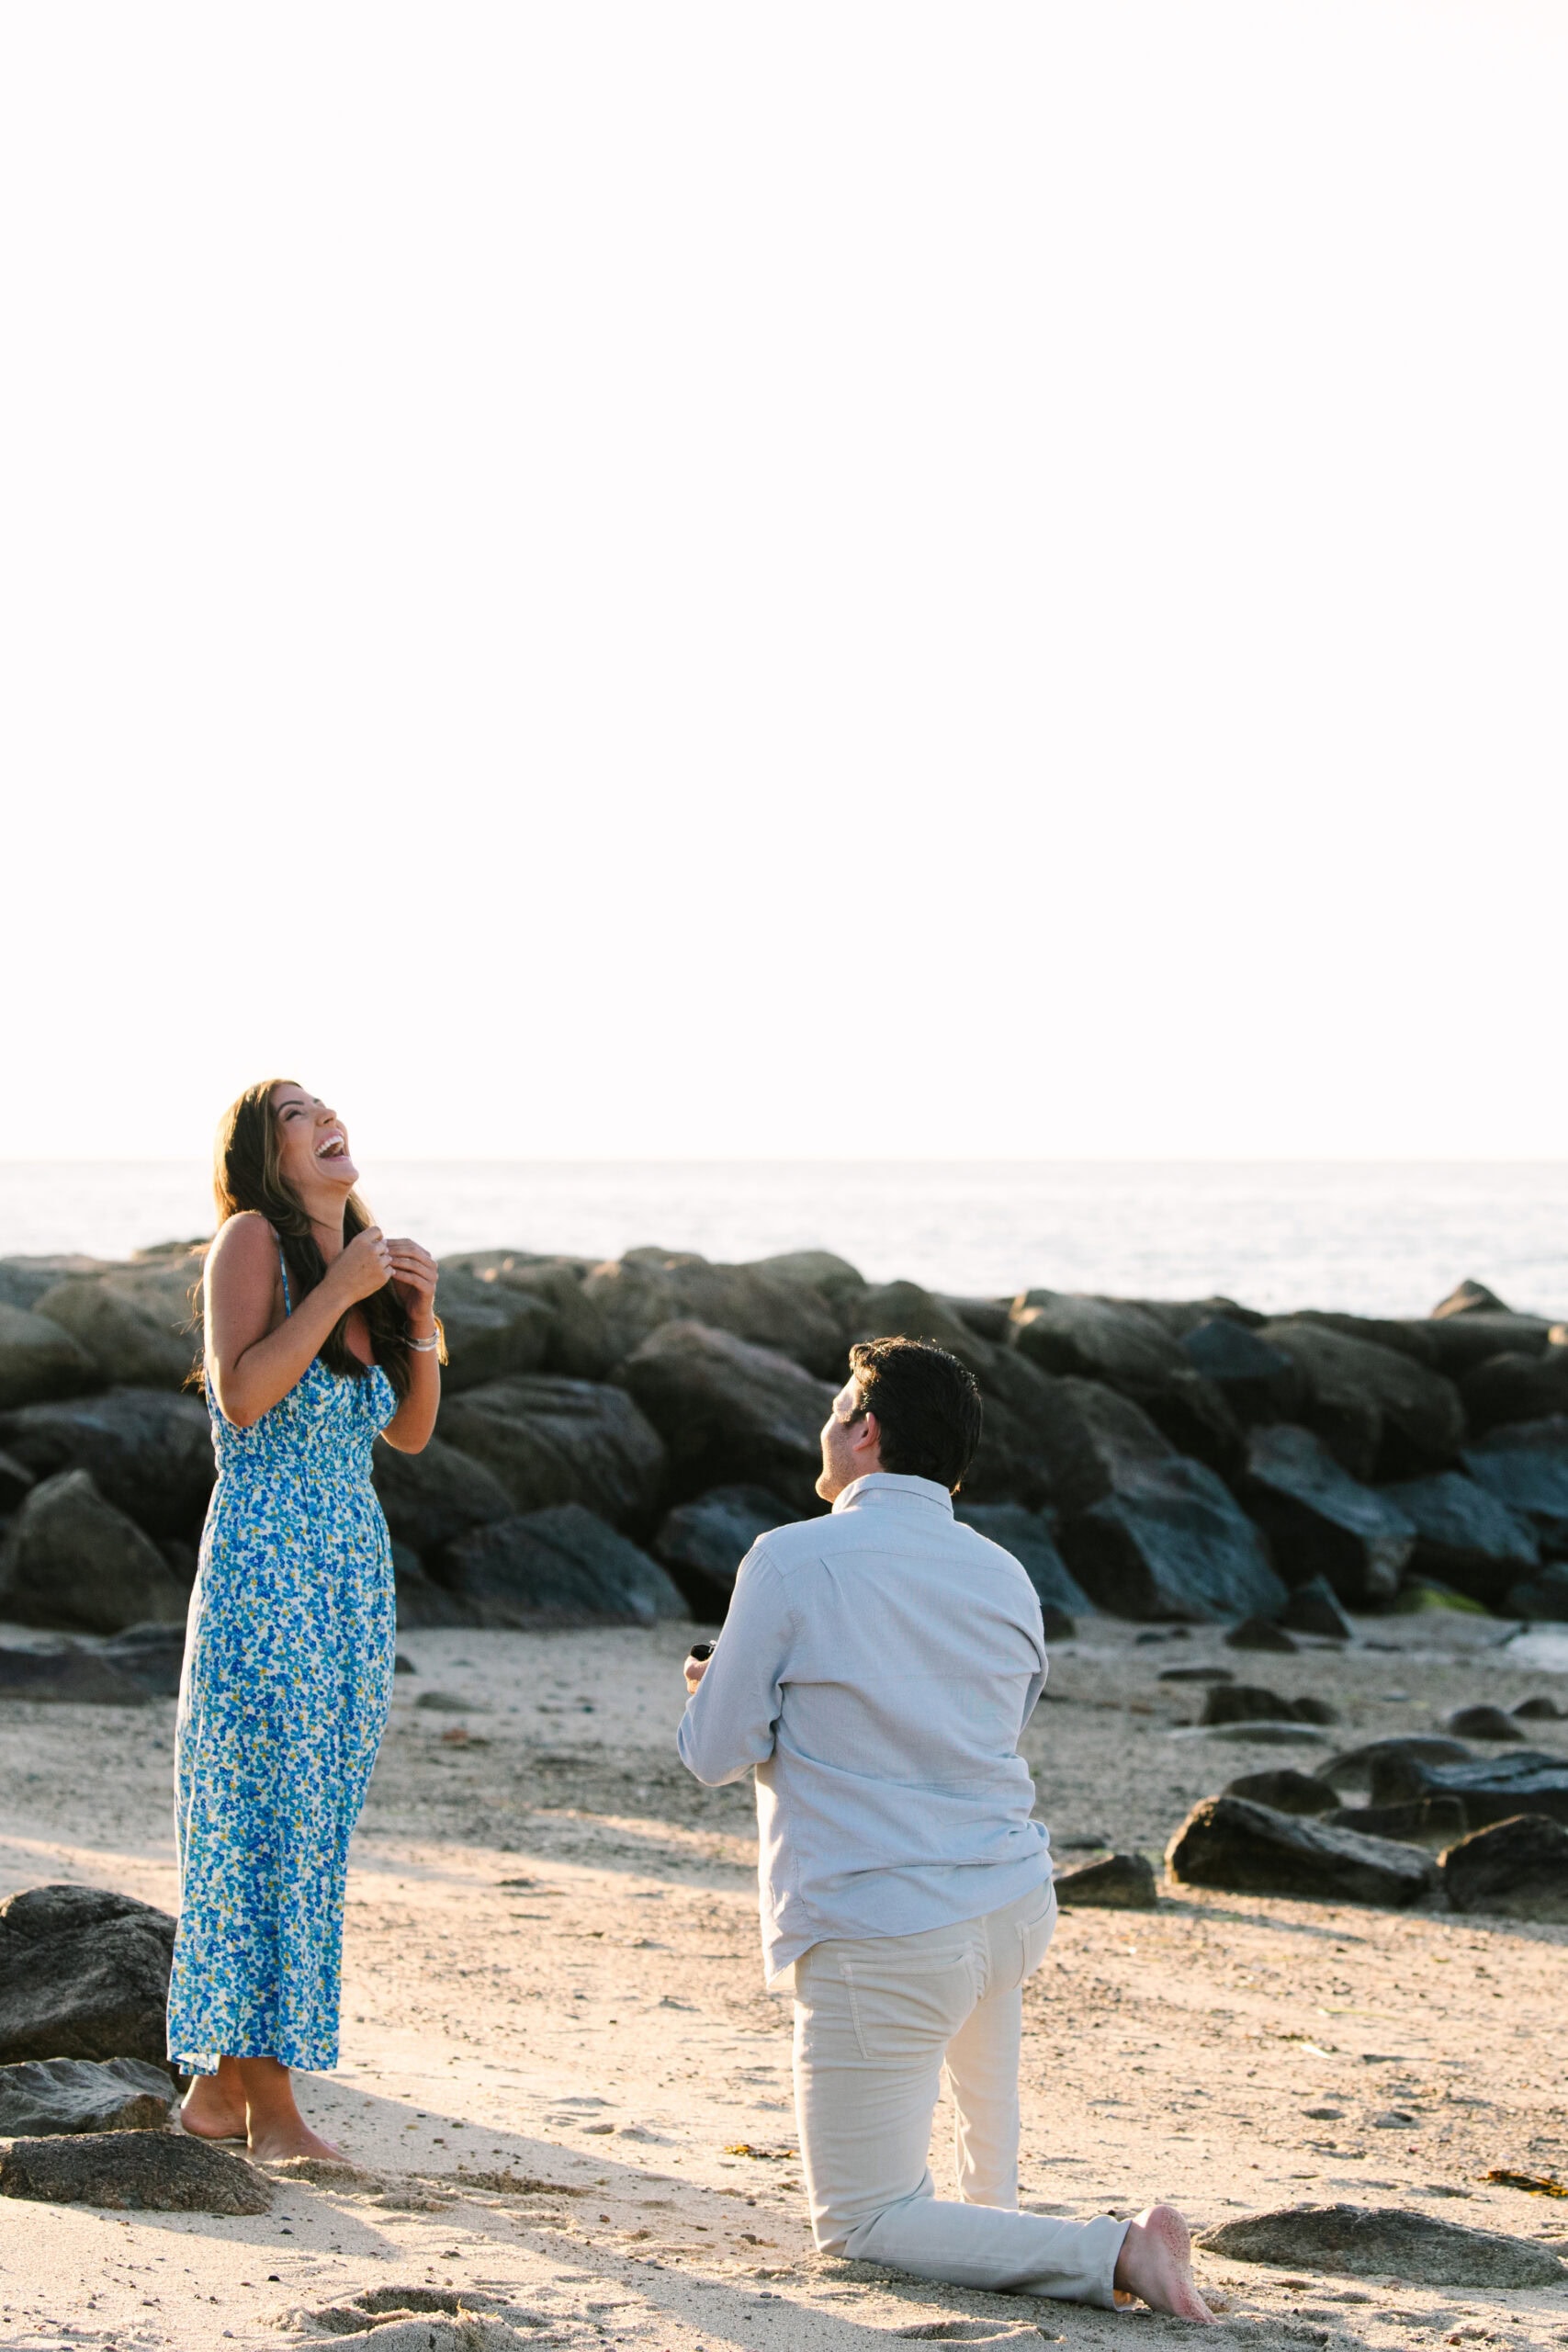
847, 1336, 984, 1491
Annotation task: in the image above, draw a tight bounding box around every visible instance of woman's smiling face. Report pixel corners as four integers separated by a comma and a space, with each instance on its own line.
270, 1083, 359, 1199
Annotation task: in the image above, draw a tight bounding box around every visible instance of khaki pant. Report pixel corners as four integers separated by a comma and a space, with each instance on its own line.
792, 1880, 1128, 2308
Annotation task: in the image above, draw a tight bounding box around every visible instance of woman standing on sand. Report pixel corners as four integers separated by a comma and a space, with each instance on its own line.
168, 1080, 442, 2160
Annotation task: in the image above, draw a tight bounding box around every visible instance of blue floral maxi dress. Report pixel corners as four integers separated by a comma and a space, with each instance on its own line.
167, 1252, 397, 2075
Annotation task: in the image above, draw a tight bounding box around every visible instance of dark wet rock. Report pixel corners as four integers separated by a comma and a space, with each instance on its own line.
0, 2130, 270, 2213
1202, 1684, 1301, 1726
940, 1295, 1015, 1345
1158, 1664, 1234, 1683
0, 2056, 174, 2136
1165, 1796, 1435, 1905
0, 1448, 34, 1512
746, 1250, 868, 1317
0, 1304, 100, 1411
437, 1375, 666, 1532
465, 1257, 615, 1380
1197, 2200, 1564, 2286
851, 1281, 987, 1369
1288, 1311, 1442, 1368
392, 1546, 479, 1629
1438, 1813, 1568, 1920
373, 1433, 516, 1555
428, 1270, 554, 1394
97, 1623, 187, 1698
1326, 1796, 1469, 1847
652, 1485, 785, 1615
28, 1279, 197, 1391
1514, 1693, 1568, 1719
1058, 1455, 1285, 1625
1137, 1371, 1245, 1481
1026, 1380, 1172, 1518
1254, 1321, 1464, 1481
1279, 1577, 1356, 1641
0, 1471, 190, 1634
0, 1885, 175, 2064
1461, 1418, 1568, 1549
1378, 1472, 1539, 1607
1224, 1616, 1299, 1653
1052, 1852, 1157, 1908
615, 1323, 832, 1513
1131, 1296, 1269, 1339
1010, 1293, 1187, 1387
1444, 1704, 1528, 1741
953, 1504, 1090, 1621
0, 1389, 215, 1539
1314, 1735, 1473, 1795
438, 1502, 686, 1627
1179, 1317, 1298, 1423
1371, 1747, 1568, 1828
0, 1645, 150, 1705
1460, 1350, 1568, 1438
1419, 1309, 1558, 1378
952, 1347, 1067, 1510
1237, 1425, 1415, 1606
1222, 1769, 1341, 1817
1506, 1563, 1568, 1621
586, 1251, 845, 1378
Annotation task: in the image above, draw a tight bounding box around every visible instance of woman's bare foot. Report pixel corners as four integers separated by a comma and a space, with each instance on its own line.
177, 2070, 247, 2143
230, 2053, 347, 2165
1113, 2204, 1216, 2323
247, 2117, 347, 2164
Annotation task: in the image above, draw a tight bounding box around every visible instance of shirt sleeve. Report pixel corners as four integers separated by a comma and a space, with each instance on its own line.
676, 1543, 793, 1787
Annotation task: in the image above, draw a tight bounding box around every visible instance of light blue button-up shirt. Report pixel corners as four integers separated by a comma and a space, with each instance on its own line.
677, 1471, 1052, 1984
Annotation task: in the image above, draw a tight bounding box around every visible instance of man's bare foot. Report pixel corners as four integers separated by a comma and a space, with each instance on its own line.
177, 2077, 247, 2142
247, 2119, 347, 2164
1113, 2204, 1216, 2323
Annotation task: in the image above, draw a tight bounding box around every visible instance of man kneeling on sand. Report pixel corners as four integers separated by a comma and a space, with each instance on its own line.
677, 1336, 1214, 2321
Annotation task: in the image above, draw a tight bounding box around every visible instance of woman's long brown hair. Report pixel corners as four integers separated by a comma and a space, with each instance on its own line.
209, 1079, 413, 1400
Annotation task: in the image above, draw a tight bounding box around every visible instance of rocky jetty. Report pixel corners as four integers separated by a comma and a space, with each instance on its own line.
0, 1244, 1564, 1637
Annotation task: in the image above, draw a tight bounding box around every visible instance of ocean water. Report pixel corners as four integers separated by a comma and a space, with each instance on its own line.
1, 1159, 1563, 1319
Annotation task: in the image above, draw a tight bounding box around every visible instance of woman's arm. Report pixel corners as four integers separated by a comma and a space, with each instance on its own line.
379, 1238, 441, 1453
206, 1214, 392, 1428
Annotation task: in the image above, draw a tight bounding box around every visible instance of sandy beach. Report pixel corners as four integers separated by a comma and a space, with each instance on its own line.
2, 1614, 1566, 2351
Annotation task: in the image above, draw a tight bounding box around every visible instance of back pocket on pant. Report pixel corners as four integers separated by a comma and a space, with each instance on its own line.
840, 1950, 979, 2064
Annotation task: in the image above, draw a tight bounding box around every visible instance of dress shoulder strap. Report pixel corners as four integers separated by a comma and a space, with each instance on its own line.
275, 1235, 292, 1317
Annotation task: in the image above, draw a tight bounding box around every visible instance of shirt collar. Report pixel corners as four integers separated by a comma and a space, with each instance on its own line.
831, 1471, 955, 1517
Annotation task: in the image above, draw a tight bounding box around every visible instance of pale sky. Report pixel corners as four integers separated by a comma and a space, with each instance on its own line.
3, 2, 1564, 1164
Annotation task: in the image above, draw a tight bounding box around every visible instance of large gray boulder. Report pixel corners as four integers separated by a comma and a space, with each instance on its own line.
1459, 1350, 1568, 1436
747, 1250, 867, 1317
1461, 1417, 1568, 1549
1438, 1814, 1568, 1920
0, 1885, 176, 2065
1166, 1795, 1435, 1906
1025, 1379, 1178, 1520
0, 1645, 151, 1705
0, 1472, 190, 1634
435, 1375, 666, 1532
652, 1485, 786, 1615
1010, 1293, 1188, 1388
29, 1278, 197, 1391
427, 1269, 554, 1393
453, 1256, 615, 1379
437, 1502, 686, 1626
953, 1503, 1090, 1621
585, 1250, 845, 1377
1179, 1317, 1299, 1421
0, 1257, 114, 1313
0, 2056, 175, 2136
0, 1304, 99, 1411
1506, 1563, 1568, 1621
0, 1388, 215, 1538
615, 1322, 833, 1512
0, 2131, 270, 2214
1236, 1424, 1416, 1605
1197, 2203, 1563, 2288
1379, 1471, 1539, 1606
1058, 1458, 1286, 1624
372, 1433, 516, 1555
1256, 1320, 1464, 1481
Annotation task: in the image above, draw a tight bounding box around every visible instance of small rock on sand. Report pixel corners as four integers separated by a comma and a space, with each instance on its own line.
1438, 1813, 1568, 1920
1223, 1769, 1340, 1817
1443, 1703, 1527, 1741
1196, 2202, 1566, 2288
0, 2130, 271, 2213
0, 2056, 174, 2137
1166, 1796, 1436, 1905
1052, 1852, 1158, 1908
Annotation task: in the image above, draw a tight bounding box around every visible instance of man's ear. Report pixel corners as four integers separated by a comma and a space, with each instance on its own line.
853, 1409, 881, 1458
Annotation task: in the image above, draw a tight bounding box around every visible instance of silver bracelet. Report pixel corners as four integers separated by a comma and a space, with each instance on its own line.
407, 1330, 442, 1353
